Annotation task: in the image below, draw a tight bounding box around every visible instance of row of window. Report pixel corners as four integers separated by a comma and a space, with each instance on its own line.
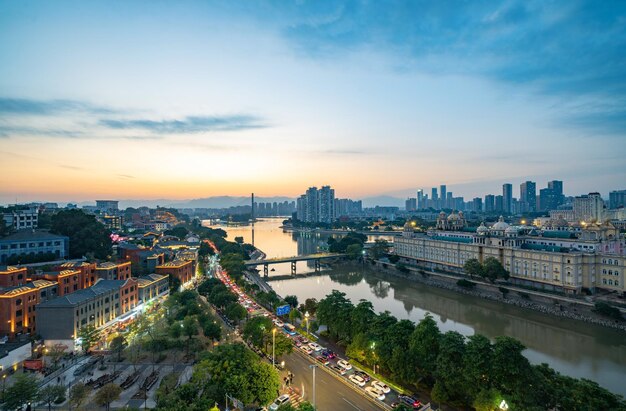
602, 279, 620, 286
602, 259, 620, 265
0, 241, 62, 250
602, 269, 620, 276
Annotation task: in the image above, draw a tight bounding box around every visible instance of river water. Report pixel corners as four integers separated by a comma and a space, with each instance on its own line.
211, 218, 626, 396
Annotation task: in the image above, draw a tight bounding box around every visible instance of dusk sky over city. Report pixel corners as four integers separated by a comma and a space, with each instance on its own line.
1, 0, 624, 203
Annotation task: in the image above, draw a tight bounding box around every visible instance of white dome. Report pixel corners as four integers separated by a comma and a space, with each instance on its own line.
491, 216, 510, 231
477, 222, 488, 234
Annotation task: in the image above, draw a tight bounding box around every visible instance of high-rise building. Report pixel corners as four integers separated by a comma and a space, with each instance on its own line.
472, 197, 483, 212
495, 195, 504, 212
405, 198, 417, 212
431, 188, 438, 202
484, 195, 495, 212
520, 181, 537, 212
573, 193, 604, 222
318, 186, 335, 223
96, 200, 119, 212
417, 189, 424, 209
609, 190, 626, 209
297, 186, 340, 223
502, 184, 513, 214
440, 185, 447, 207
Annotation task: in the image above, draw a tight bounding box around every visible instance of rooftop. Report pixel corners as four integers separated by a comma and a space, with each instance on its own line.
37, 279, 127, 307
0, 230, 68, 243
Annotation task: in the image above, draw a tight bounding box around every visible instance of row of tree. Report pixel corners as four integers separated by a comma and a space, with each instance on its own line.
317, 290, 626, 411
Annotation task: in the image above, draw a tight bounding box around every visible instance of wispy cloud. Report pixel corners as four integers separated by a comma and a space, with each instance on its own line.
0, 97, 118, 115
99, 115, 266, 134
117, 174, 135, 179
59, 165, 85, 171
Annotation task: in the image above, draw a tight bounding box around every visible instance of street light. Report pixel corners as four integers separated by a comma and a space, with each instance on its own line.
499, 400, 509, 410
304, 311, 310, 336
272, 328, 277, 369
309, 364, 318, 409
370, 342, 377, 374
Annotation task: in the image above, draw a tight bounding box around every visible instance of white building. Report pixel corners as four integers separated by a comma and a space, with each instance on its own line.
573, 193, 604, 222
2, 207, 38, 231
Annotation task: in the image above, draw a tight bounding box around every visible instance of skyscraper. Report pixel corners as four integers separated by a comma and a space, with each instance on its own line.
431, 188, 438, 202
520, 181, 537, 212
405, 198, 417, 211
503, 183, 513, 214
440, 185, 447, 208
609, 190, 626, 209
484, 194, 495, 212
417, 189, 424, 209
495, 195, 504, 212
318, 186, 335, 223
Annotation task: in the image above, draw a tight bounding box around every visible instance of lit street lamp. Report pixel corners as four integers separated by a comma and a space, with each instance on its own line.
272, 328, 277, 369
499, 400, 509, 410
370, 342, 377, 374
309, 364, 318, 409
304, 311, 310, 335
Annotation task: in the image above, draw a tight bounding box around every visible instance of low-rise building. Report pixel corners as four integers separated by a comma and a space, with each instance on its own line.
137, 273, 169, 303
2, 207, 38, 231
95, 261, 132, 281
156, 259, 194, 285
55, 262, 98, 289
0, 340, 32, 374
0, 266, 28, 288
32, 268, 83, 296
394, 213, 625, 295
36, 278, 138, 349
0, 280, 58, 338
0, 230, 69, 264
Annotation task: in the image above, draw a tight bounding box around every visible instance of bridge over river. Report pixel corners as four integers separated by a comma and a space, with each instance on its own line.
244, 253, 347, 276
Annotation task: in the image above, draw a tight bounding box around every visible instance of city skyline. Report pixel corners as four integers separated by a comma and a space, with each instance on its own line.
1, 1, 625, 203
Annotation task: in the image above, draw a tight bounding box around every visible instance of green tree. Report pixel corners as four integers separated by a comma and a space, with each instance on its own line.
2, 373, 39, 411
288, 308, 301, 324
50, 209, 112, 259
594, 301, 623, 320
271, 331, 294, 357
463, 334, 493, 398
203, 321, 222, 343
94, 383, 122, 411
234, 236, 244, 244
78, 324, 101, 353
408, 313, 441, 384
316, 290, 354, 342
302, 298, 318, 316
432, 331, 467, 406
165, 225, 189, 239
346, 243, 363, 260
491, 336, 531, 397
225, 302, 247, 324
472, 388, 501, 411
182, 316, 199, 355
284, 295, 298, 308
368, 239, 390, 259
243, 317, 273, 347
483, 257, 510, 283
350, 300, 375, 338
110, 335, 126, 362
297, 401, 316, 411
38, 384, 66, 411
463, 258, 483, 279
69, 382, 91, 409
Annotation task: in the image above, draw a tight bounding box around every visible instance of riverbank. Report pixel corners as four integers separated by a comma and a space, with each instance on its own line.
370, 260, 626, 332
281, 225, 403, 236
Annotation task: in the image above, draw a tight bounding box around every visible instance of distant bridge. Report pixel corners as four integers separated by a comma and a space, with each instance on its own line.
244, 253, 347, 276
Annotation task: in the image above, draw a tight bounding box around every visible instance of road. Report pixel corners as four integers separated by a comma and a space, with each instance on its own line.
284, 351, 384, 411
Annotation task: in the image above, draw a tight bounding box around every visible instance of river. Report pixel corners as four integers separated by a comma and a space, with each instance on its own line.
210, 218, 626, 396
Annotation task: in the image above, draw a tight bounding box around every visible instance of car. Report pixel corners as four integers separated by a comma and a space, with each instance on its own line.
321, 349, 336, 359
398, 394, 421, 409
308, 342, 322, 351
371, 380, 390, 394
295, 340, 302, 347
348, 374, 366, 387
300, 346, 313, 355
269, 394, 290, 410
337, 359, 352, 370
354, 370, 371, 382
331, 364, 346, 375
365, 386, 385, 401
274, 320, 284, 328
315, 355, 329, 365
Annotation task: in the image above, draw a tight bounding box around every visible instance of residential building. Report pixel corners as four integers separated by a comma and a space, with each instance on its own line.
495, 195, 504, 212
95, 200, 119, 213
503, 183, 513, 214
0, 230, 69, 264
32, 268, 82, 296
36, 278, 138, 349
520, 181, 537, 212
609, 190, 626, 209
2, 207, 38, 231
573, 193, 605, 223
55, 262, 98, 289
95, 261, 132, 281
440, 185, 447, 207
0, 266, 28, 288
484, 195, 495, 213
405, 198, 417, 212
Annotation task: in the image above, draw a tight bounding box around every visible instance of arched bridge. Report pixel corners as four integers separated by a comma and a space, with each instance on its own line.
244, 253, 347, 276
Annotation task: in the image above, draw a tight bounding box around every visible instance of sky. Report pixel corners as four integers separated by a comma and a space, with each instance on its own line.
1, 0, 625, 204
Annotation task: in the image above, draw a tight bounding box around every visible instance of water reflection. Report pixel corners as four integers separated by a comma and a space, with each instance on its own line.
215, 218, 626, 396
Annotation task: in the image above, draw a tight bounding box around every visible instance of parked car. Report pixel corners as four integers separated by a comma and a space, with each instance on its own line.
331, 364, 347, 375
365, 386, 385, 401
371, 380, 391, 394
321, 349, 336, 359
398, 394, 421, 409
348, 374, 366, 387
274, 319, 284, 328
315, 355, 329, 366
337, 359, 352, 370
308, 342, 322, 351
354, 370, 371, 382
300, 346, 313, 355
269, 394, 290, 410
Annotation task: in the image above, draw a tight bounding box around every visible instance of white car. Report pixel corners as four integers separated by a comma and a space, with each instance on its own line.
300, 345, 313, 355
269, 394, 290, 410
337, 359, 352, 370
348, 374, 366, 387
308, 342, 322, 351
274, 319, 284, 328
365, 386, 385, 400
371, 380, 391, 394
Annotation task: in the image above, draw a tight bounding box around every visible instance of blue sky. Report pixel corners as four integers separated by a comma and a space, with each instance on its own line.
0, 0, 624, 203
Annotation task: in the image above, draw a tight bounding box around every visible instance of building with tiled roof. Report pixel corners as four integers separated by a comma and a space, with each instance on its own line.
0, 230, 69, 264
0, 279, 58, 338
137, 273, 169, 302
156, 259, 194, 285
0, 265, 28, 288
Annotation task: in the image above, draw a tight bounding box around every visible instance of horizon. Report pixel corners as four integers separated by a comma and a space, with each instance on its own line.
1, 1, 625, 203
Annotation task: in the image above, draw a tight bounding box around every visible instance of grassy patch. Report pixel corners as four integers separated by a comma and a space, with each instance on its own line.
348, 359, 406, 394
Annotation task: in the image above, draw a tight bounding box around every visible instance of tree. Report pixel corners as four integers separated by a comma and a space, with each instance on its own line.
408, 313, 441, 384
594, 301, 623, 320
110, 335, 126, 362
483, 257, 509, 282
225, 302, 247, 324
234, 236, 244, 244
94, 383, 122, 411
203, 321, 222, 343
463, 334, 493, 398
346, 243, 363, 260
47, 342, 66, 368
38, 384, 66, 411
432, 331, 467, 405
368, 239, 390, 259
243, 317, 273, 347
297, 401, 316, 411
284, 295, 298, 308
472, 388, 501, 411
69, 382, 91, 409
2, 373, 39, 410
288, 308, 301, 324
271, 331, 294, 357
302, 298, 318, 316
50, 209, 112, 259
491, 336, 531, 396
463, 258, 483, 279
78, 324, 101, 353
182, 316, 199, 355
165, 225, 188, 240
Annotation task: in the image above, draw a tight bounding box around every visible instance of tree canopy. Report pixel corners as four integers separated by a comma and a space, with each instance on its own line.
50, 209, 112, 259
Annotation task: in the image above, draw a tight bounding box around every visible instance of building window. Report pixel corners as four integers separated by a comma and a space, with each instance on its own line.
603, 278, 607, 285
609, 279, 613, 285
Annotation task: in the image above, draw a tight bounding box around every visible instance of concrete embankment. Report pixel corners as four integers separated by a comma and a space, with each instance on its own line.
371, 261, 626, 332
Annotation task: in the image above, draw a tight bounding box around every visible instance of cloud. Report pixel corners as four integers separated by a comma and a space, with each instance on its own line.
117, 174, 135, 179
59, 165, 85, 171
0, 97, 117, 115
0, 125, 85, 138
256, 0, 626, 135
99, 115, 266, 134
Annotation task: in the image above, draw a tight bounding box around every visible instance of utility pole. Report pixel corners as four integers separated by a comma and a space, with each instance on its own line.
272, 328, 276, 368
309, 364, 318, 409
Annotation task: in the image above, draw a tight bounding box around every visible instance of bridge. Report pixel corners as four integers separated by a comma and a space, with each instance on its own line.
244, 253, 347, 276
